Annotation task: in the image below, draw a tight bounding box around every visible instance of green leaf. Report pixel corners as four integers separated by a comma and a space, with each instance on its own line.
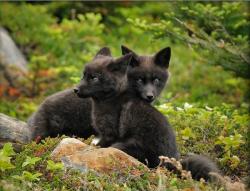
181, 127, 195, 140
0, 143, 16, 157
0, 143, 16, 171
0, 158, 15, 171
22, 171, 42, 182
46, 160, 64, 171
22, 156, 41, 167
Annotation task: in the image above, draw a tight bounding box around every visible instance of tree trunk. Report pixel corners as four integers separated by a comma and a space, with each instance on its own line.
0, 113, 32, 151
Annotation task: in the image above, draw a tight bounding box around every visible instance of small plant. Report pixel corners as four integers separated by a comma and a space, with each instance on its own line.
22, 156, 41, 168
215, 132, 244, 169
46, 160, 64, 172
180, 127, 195, 141
12, 171, 42, 182
0, 143, 16, 172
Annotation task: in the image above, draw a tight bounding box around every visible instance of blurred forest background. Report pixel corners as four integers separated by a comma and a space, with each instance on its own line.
0, 2, 249, 189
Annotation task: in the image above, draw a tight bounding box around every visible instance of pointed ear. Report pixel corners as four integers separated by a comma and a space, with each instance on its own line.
128, 54, 140, 68
107, 53, 132, 73
121, 45, 137, 56
95, 47, 111, 58
121, 45, 140, 68
154, 47, 171, 68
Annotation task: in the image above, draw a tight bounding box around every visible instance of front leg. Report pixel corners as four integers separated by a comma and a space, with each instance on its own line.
97, 136, 116, 147
111, 139, 147, 165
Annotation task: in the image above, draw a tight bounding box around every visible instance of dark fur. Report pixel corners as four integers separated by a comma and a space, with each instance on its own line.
122, 46, 219, 180
75, 51, 131, 147
76, 46, 219, 181
121, 45, 170, 103
181, 154, 219, 181
27, 46, 170, 140
75, 47, 179, 168
27, 47, 112, 139
27, 89, 94, 139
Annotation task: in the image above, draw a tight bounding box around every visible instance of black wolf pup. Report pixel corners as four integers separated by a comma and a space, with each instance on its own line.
27, 88, 93, 139
74, 50, 132, 147
76, 46, 218, 181
27, 47, 112, 140
121, 45, 170, 103
121, 45, 219, 181
75, 47, 179, 167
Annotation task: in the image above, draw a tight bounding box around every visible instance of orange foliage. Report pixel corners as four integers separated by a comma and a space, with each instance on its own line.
8, 87, 21, 97
38, 69, 55, 77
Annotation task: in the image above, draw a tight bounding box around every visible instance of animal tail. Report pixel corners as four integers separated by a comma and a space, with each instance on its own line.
180, 154, 219, 181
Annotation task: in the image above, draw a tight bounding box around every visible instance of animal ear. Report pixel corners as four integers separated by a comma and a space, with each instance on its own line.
95, 47, 112, 58
154, 47, 171, 68
107, 53, 132, 73
128, 54, 140, 68
121, 45, 140, 68
121, 45, 138, 56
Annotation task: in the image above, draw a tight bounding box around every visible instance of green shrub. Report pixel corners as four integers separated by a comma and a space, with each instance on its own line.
128, 2, 250, 79
157, 102, 249, 176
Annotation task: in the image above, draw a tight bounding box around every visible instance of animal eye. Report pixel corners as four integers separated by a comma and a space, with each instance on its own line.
137, 78, 143, 84
91, 76, 99, 82
153, 78, 160, 84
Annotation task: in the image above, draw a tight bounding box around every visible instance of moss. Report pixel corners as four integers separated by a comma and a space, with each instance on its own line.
0, 136, 230, 191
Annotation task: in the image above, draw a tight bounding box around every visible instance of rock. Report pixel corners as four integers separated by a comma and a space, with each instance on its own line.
51, 138, 148, 174
0, 27, 28, 89
0, 113, 32, 151
0, 27, 27, 71
64, 147, 146, 174
51, 138, 89, 161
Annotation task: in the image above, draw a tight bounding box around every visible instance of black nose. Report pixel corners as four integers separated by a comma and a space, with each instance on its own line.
73, 88, 79, 94
146, 95, 154, 101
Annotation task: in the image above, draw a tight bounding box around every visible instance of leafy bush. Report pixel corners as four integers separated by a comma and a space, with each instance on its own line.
128, 2, 250, 78
0, 3, 105, 96
0, 2, 248, 106
158, 102, 249, 177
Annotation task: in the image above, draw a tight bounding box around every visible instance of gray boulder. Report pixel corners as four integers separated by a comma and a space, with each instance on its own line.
0, 27, 27, 71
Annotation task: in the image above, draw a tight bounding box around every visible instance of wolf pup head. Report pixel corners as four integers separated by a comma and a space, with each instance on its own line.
74, 47, 132, 100
121, 45, 171, 103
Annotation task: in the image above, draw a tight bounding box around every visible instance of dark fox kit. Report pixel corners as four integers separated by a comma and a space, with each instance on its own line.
27, 47, 164, 140
75, 47, 179, 167
27, 89, 94, 139
29, 46, 218, 181
75, 46, 218, 181
121, 45, 169, 103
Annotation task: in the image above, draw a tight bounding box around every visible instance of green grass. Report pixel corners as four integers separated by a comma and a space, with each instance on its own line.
0, 137, 227, 191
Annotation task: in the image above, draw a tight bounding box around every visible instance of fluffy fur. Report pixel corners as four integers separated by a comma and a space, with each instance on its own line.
181, 154, 219, 181
76, 46, 219, 181
27, 47, 113, 139
27, 89, 94, 139
121, 45, 170, 103
75, 47, 179, 168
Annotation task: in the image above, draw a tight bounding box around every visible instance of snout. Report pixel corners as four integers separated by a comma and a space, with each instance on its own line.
141, 85, 156, 103
145, 93, 155, 102
146, 94, 155, 102
73, 86, 87, 98
73, 85, 93, 98
73, 87, 79, 94
141, 92, 155, 103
